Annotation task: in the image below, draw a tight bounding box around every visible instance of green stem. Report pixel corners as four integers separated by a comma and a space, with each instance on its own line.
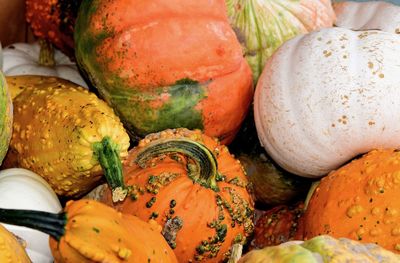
0, 208, 66, 241
38, 39, 55, 67
135, 138, 219, 191
93, 136, 127, 202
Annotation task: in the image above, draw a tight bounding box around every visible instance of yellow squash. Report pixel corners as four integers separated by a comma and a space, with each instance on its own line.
3, 75, 130, 200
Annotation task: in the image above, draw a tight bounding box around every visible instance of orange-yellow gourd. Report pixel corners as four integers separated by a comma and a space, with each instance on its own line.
303, 149, 400, 253
0, 199, 178, 263
0, 224, 31, 263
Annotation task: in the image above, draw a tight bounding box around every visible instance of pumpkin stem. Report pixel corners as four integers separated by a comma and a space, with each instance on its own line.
0, 208, 66, 241
38, 39, 55, 67
135, 138, 219, 191
93, 136, 128, 202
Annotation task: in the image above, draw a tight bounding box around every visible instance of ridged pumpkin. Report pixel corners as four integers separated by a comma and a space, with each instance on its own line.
0, 224, 31, 263
238, 235, 400, 262
303, 149, 400, 253
334, 1, 400, 35
226, 0, 335, 81
254, 22, 400, 178
75, 0, 253, 144
0, 199, 178, 263
0, 72, 12, 166
26, 0, 81, 59
3, 75, 130, 199
99, 128, 254, 262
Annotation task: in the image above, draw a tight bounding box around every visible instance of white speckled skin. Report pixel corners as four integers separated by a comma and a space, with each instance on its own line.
254, 26, 400, 177
334, 1, 400, 34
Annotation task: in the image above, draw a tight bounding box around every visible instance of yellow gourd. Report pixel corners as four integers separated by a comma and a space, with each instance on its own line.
3, 75, 130, 200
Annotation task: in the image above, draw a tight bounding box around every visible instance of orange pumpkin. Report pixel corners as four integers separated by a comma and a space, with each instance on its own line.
74, 0, 253, 144
100, 128, 254, 262
303, 149, 400, 253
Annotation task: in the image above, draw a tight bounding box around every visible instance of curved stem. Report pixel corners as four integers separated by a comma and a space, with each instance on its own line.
0, 208, 66, 241
135, 138, 219, 191
93, 136, 127, 202
38, 39, 55, 67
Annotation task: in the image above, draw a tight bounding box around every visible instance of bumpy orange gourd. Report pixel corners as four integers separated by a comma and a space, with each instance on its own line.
0, 199, 178, 263
99, 128, 254, 262
75, 0, 253, 144
0, 224, 31, 263
303, 149, 400, 253
26, 0, 80, 59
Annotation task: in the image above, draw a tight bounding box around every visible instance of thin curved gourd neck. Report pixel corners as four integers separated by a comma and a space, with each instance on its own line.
0, 208, 66, 241
135, 138, 220, 191
38, 39, 56, 67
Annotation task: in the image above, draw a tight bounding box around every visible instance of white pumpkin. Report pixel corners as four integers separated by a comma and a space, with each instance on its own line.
0, 168, 61, 263
254, 20, 400, 177
334, 1, 400, 34
2, 41, 88, 88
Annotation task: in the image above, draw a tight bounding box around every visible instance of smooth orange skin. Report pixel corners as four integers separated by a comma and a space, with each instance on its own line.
76, 0, 253, 144
49, 199, 178, 263
101, 129, 254, 262
303, 149, 400, 253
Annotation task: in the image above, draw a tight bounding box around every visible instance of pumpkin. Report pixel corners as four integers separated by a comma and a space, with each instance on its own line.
2, 41, 88, 88
3, 75, 130, 199
0, 199, 178, 263
334, 1, 400, 34
0, 168, 61, 262
238, 235, 400, 262
25, 0, 81, 59
226, 0, 335, 81
75, 0, 253, 144
303, 149, 400, 253
254, 18, 400, 178
251, 202, 304, 249
0, 71, 12, 165
0, 223, 31, 263
229, 111, 312, 206
98, 128, 254, 262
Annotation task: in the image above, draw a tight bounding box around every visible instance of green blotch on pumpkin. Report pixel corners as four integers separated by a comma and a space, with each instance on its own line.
107, 78, 207, 139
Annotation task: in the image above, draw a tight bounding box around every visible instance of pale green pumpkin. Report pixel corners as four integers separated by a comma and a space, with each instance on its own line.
226, 0, 335, 81
239, 235, 400, 262
0, 72, 12, 165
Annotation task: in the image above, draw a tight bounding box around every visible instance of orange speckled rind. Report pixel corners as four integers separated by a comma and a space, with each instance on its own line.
303, 148, 400, 253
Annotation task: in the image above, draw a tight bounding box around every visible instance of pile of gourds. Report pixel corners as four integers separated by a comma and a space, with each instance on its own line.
1, 0, 400, 262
